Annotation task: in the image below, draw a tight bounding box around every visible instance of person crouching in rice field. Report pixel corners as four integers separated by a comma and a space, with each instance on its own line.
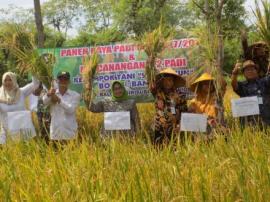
43, 71, 80, 145
0, 72, 40, 144
231, 60, 270, 127
188, 73, 227, 141
149, 67, 187, 145
31, 82, 51, 144
84, 80, 141, 138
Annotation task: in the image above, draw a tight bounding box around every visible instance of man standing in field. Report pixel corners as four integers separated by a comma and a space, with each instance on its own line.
43, 71, 80, 142
231, 60, 270, 126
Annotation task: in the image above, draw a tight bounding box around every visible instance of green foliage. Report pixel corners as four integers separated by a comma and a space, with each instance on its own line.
112, 0, 189, 36
65, 28, 127, 46
0, 24, 54, 88
253, 0, 270, 47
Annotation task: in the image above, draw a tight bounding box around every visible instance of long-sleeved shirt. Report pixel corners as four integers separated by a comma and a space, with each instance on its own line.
88, 98, 140, 137
0, 77, 39, 143
234, 76, 270, 125
43, 89, 80, 140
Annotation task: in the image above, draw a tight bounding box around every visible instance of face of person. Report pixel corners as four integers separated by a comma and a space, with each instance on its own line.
162, 76, 174, 90
200, 81, 214, 93
3, 75, 14, 91
113, 83, 124, 97
57, 77, 70, 89
243, 66, 258, 80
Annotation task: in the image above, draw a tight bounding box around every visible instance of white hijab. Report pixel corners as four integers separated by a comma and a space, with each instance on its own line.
0, 72, 21, 104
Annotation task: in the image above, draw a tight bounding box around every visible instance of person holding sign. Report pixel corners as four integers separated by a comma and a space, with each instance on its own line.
231, 60, 270, 126
0, 72, 40, 144
43, 71, 80, 142
149, 68, 187, 145
86, 80, 140, 137
188, 73, 226, 137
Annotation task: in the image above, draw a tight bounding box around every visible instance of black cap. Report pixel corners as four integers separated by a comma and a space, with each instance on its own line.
57, 71, 70, 79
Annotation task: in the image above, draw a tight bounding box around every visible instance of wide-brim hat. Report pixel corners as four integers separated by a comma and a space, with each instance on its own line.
189, 73, 214, 92
242, 60, 258, 72
156, 67, 186, 87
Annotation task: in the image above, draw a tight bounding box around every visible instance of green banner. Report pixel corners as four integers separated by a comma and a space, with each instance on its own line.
39, 38, 199, 103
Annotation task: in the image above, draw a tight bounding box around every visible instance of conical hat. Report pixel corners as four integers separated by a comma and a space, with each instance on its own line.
156, 67, 185, 87
189, 73, 214, 92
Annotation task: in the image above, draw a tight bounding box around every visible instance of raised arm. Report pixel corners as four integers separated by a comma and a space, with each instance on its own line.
20, 77, 40, 97
231, 62, 241, 91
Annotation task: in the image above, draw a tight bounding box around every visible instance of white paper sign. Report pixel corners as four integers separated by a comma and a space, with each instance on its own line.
104, 112, 131, 130
7, 111, 36, 139
231, 96, 260, 118
180, 113, 207, 132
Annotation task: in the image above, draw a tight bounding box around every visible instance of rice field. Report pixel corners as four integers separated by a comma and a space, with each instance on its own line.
0, 88, 269, 201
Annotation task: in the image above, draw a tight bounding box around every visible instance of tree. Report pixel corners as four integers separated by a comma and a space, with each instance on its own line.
42, 0, 80, 38
112, 0, 191, 37
33, 0, 45, 48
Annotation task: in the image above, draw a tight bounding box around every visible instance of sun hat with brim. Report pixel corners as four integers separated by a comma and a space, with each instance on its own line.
156, 67, 186, 88
57, 71, 71, 79
189, 73, 214, 92
242, 60, 258, 72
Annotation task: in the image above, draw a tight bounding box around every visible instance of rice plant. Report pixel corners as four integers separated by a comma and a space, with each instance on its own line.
140, 22, 173, 87
253, 0, 270, 47
81, 49, 100, 106
0, 24, 54, 89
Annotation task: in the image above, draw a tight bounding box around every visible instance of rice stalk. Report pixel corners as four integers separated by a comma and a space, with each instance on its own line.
0, 25, 54, 89
82, 49, 99, 106
253, 0, 270, 47
140, 22, 173, 87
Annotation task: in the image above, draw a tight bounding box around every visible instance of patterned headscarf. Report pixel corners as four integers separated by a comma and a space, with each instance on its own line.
0, 72, 21, 104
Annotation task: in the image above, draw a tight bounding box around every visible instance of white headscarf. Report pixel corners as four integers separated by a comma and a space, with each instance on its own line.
0, 72, 21, 104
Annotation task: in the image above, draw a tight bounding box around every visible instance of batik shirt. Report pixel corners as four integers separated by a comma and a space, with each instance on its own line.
152, 89, 187, 136
36, 90, 51, 135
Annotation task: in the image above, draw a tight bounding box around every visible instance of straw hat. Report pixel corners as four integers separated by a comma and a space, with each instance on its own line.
156, 67, 186, 87
189, 73, 214, 92
242, 60, 258, 72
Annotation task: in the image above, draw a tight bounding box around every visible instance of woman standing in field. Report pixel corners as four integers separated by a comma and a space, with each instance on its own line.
0, 72, 39, 144
84, 80, 141, 137
149, 67, 187, 145
188, 73, 226, 138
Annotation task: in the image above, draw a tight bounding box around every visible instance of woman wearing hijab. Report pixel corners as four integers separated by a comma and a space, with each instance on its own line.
85, 80, 140, 137
149, 67, 187, 145
188, 73, 226, 136
0, 72, 39, 143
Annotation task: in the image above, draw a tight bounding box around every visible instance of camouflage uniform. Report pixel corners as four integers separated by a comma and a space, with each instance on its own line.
152, 89, 187, 144
89, 98, 140, 137
36, 90, 51, 142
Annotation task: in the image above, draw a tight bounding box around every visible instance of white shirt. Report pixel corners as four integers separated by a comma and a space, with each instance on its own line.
43, 89, 80, 140
0, 78, 39, 143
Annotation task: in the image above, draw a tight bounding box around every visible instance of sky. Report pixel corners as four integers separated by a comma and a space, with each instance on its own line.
0, 0, 256, 10
0, 0, 47, 9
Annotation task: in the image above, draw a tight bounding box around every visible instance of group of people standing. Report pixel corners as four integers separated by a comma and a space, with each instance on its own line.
0, 57, 269, 145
